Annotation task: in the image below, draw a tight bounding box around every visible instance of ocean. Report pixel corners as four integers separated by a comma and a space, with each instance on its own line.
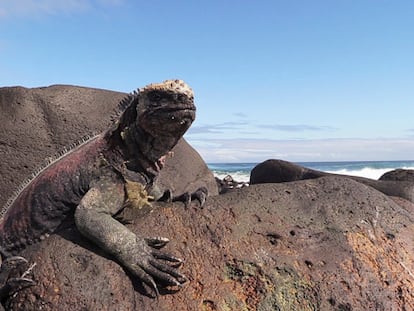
208, 160, 414, 182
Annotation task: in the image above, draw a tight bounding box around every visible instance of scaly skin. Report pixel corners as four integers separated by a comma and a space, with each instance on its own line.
0, 79, 206, 303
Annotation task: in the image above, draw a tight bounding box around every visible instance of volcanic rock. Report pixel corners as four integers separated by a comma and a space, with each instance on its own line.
250, 159, 414, 203
6, 176, 414, 310
379, 168, 414, 182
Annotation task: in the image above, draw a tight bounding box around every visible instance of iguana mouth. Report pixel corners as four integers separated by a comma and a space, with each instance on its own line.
137, 105, 195, 164
154, 106, 196, 119
142, 106, 195, 133
168, 108, 196, 122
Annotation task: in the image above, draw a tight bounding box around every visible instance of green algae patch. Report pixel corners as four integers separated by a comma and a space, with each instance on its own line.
222, 260, 274, 310
263, 267, 320, 311
222, 260, 320, 311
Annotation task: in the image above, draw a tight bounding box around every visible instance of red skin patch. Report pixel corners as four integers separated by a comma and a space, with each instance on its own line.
0, 136, 109, 253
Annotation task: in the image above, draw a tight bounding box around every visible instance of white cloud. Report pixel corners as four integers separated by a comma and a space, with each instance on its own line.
189, 121, 337, 138
98, 0, 124, 5
0, 0, 86, 17
257, 124, 338, 132
186, 137, 414, 163
0, 0, 124, 18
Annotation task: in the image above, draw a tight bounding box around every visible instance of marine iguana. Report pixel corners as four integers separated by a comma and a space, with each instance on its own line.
0, 79, 207, 304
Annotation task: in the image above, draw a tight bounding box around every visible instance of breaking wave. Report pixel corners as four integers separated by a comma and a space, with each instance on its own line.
209, 161, 414, 182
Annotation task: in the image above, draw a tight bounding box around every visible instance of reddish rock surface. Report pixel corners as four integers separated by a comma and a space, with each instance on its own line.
5, 176, 414, 310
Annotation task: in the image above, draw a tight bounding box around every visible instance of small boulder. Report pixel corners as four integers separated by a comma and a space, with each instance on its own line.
379, 168, 414, 182
250, 159, 324, 184
250, 159, 414, 203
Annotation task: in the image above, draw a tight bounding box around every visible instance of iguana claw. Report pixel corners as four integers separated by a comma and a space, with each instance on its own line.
172, 187, 209, 208
191, 187, 208, 207
141, 237, 187, 287
145, 237, 170, 249
114, 235, 187, 297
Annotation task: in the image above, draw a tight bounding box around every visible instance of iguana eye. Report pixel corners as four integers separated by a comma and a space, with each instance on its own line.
170, 93, 187, 102
177, 94, 186, 101
147, 91, 162, 102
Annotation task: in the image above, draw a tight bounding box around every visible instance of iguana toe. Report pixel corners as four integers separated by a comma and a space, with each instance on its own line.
173, 186, 209, 208
144, 262, 184, 287
145, 237, 170, 249
151, 249, 183, 265
133, 256, 186, 297
173, 192, 191, 206
150, 259, 187, 283
192, 187, 208, 207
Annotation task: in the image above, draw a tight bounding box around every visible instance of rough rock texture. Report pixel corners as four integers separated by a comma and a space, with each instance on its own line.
379, 169, 414, 182
0, 85, 218, 209
250, 159, 414, 203
250, 159, 324, 184
5, 176, 414, 310
157, 139, 217, 198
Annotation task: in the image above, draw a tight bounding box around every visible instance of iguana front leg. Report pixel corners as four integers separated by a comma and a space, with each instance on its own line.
74, 177, 186, 295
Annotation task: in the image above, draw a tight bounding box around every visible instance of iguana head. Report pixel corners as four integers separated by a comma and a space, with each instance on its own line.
137, 79, 195, 138
117, 79, 195, 172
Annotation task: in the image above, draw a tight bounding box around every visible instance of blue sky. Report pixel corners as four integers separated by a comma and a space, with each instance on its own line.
1, 1, 414, 163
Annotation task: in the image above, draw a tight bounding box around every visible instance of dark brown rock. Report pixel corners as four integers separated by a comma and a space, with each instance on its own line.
379, 168, 414, 182
0, 84, 218, 209
6, 176, 414, 310
157, 139, 218, 198
250, 159, 414, 203
250, 159, 324, 184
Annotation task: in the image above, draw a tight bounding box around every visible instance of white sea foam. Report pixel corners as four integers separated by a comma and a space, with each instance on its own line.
327, 166, 414, 180
214, 171, 250, 183
211, 162, 414, 183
